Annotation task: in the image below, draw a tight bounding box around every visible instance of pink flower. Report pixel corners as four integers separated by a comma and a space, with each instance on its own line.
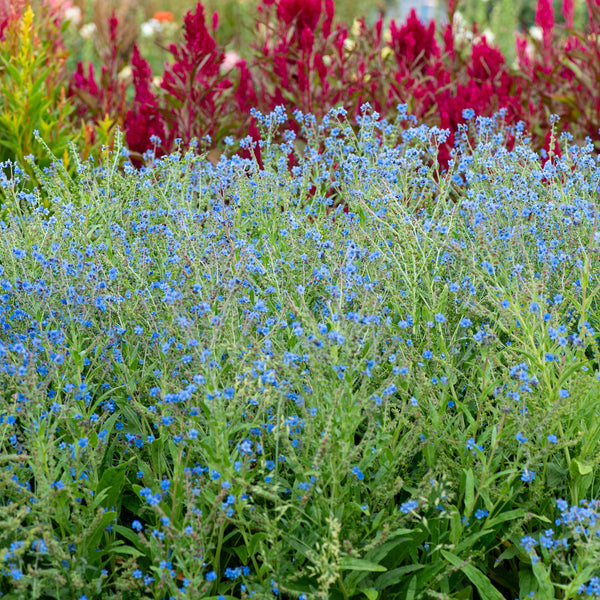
221, 50, 242, 73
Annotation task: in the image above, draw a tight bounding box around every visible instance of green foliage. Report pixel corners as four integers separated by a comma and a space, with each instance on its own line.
2, 110, 600, 598
0, 5, 79, 195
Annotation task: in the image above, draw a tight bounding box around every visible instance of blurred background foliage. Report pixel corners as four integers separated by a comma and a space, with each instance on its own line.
63, 0, 592, 75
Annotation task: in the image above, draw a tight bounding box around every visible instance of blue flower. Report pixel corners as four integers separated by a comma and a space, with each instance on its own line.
328, 330, 345, 345
400, 500, 418, 514
31, 539, 48, 553
351, 466, 364, 480
521, 469, 535, 483
466, 437, 483, 454
520, 535, 537, 553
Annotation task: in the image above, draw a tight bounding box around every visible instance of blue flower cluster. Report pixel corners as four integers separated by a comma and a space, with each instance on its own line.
2, 106, 600, 597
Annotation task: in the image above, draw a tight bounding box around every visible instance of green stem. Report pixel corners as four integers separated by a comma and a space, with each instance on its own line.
213, 521, 225, 584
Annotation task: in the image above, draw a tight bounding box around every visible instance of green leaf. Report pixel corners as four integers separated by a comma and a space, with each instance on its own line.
570, 458, 593, 477
234, 545, 248, 563
406, 575, 417, 600
563, 565, 599, 597
454, 529, 493, 554
495, 542, 520, 564
441, 550, 505, 600
546, 461, 568, 489
95, 462, 128, 510
281, 535, 312, 560
463, 468, 474, 512
108, 542, 145, 558
340, 558, 387, 572
365, 531, 414, 565
248, 532, 268, 557
532, 561, 555, 598
113, 524, 144, 548
91, 487, 111, 512
83, 510, 117, 560
359, 588, 378, 600
374, 564, 425, 590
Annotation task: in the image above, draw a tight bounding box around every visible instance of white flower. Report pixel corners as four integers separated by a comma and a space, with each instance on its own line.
141, 19, 162, 38
64, 6, 82, 26
529, 25, 543, 41
453, 11, 466, 30
481, 28, 495, 44
118, 66, 132, 81
79, 23, 96, 40
343, 38, 355, 52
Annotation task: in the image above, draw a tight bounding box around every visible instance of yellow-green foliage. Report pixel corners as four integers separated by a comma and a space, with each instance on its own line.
0, 5, 78, 186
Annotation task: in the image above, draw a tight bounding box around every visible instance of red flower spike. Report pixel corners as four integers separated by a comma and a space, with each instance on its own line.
276, 0, 322, 33
562, 0, 574, 28
124, 45, 165, 161
314, 52, 327, 82
468, 37, 505, 82
374, 14, 383, 44
235, 60, 259, 115
442, 23, 455, 58
389, 10, 440, 73
322, 0, 334, 38
514, 31, 531, 68
444, 0, 459, 20
535, 0, 555, 47
68, 10, 129, 129
299, 25, 315, 54
297, 58, 309, 97
109, 10, 118, 44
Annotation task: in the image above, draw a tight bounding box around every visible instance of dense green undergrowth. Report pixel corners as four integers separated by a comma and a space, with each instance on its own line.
1, 108, 600, 599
